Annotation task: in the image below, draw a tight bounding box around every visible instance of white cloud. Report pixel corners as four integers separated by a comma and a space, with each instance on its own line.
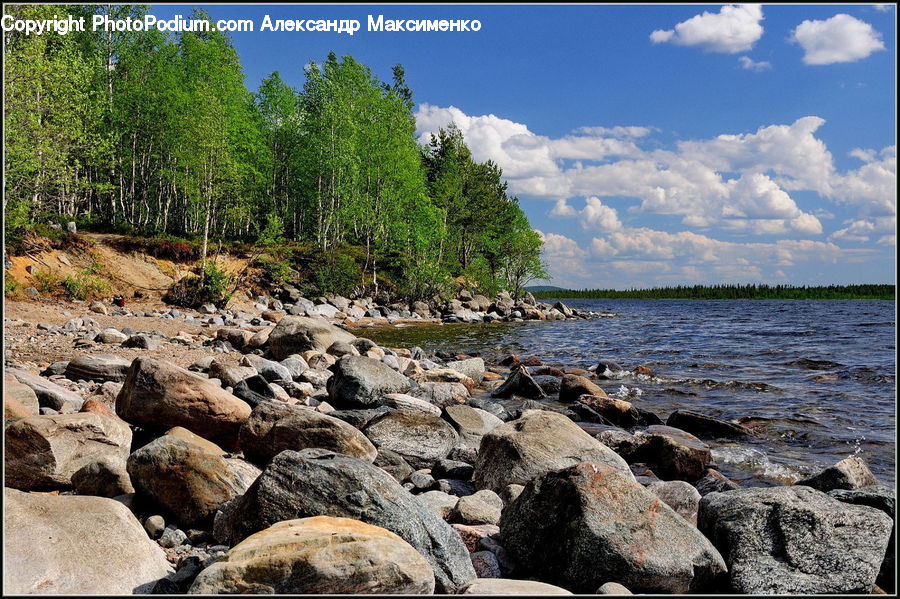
650, 4, 764, 53
791, 14, 885, 65
873, 4, 892, 12
829, 216, 896, 243
549, 199, 578, 218
831, 146, 896, 216
579, 197, 624, 231
575, 126, 653, 138
738, 56, 772, 71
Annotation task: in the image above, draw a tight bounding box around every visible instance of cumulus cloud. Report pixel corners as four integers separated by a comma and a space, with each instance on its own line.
829, 216, 896, 244
830, 146, 896, 216
791, 14, 885, 65
575, 126, 653, 138
650, 4, 764, 53
549, 199, 579, 218
738, 56, 772, 71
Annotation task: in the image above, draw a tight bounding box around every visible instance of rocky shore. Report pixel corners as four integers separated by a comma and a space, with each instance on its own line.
3, 291, 895, 595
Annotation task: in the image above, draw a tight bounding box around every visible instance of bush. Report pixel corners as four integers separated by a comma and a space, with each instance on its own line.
311, 252, 362, 297
61, 270, 107, 300
4, 277, 20, 297
256, 255, 292, 284
164, 260, 234, 308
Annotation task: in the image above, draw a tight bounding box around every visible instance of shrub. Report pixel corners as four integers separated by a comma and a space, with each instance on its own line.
164, 260, 234, 308
4, 277, 20, 297
255, 255, 292, 284
61, 271, 107, 300
311, 252, 362, 297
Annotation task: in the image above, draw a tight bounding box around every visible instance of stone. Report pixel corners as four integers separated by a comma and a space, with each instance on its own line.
796, 456, 879, 492
326, 355, 412, 408
559, 374, 606, 402
471, 551, 501, 578
159, 525, 188, 548
5, 412, 131, 490
597, 582, 633, 594
213, 449, 476, 593
192, 516, 434, 594
451, 490, 503, 525
145, 515, 166, 539
501, 484, 525, 506
247, 327, 273, 349
666, 409, 752, 439
646, 480, 701, 525
501, 462, 726, 593
382, 392, 442, 416
577, 394, 639, 428
418, 489, 460, 519
98, 327, 129, 344
444, 404, 504, 457
231, 374, 278, 408
418, 368, 477, 392
628, 425, 714, 482
268, 316, 357, 360
7, 368, 84, 412
694, 467, 741, 495
473, 410, 633, 492
122, 334, 160, 350
240, 354, 291, 383
362, 409, 459, 469
164, 426, 227, 455
4, 373, 40, 415
239, 401, 377, 465
127, 435, 254, 528
208, 359, 257, 388
451, 523, 500, 553
829, 485, 896, 592
490, 366, 546, 399
71, 454, 134, 497
279, 355, 309, 379
116, 357, 251, 449
374, 449, 414, 482
445, 358, 486, 384
4, 488, 172, 594
411, 382, 469, 408
64, 353, 132, 383
460, 578, 573, 595
698, 485, 892, 594
433, 459, 475, 481
215, 327, 253, 350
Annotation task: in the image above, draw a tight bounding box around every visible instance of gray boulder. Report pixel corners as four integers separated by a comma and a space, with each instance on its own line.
796, 456, 879, 492
411, 381, 469, 408
362, 409, 458, 469
500, 462, 726, 593
450, 489, 503, 526
445, 358, 486, 384
698, 485, 892, 593
666, 409, 752, 439
71, 454, 134, 497
829, 485, 896, 592
64, 353, 132, 383
7, 368, 84, 411
628, 425, 714, 481
268, 316, 357, 360
241, 354, 292, 383
646, 480, 701, 525
327, 355, 411, 408
213, 449, 476, 593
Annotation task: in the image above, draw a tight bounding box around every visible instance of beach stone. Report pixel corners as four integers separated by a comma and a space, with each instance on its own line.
577, 394, 639, 428
694, 467, 741, 495
64, 353, 132, 383
796, 456, 879, 492
382, 392, 442, 416
268, 316, 357, 360
452, 523, 500, 553
362, 409, 458, 469
5, 412, 131, 490
597, 582, 633, 594
471, 551, 501, 578
445, 358, 486, 384
115, 357, 251, 449
163, 426, 227, 455
71, 454, 134, 497
240, 354, 291, 383
559, 374, 606, 402
411, 381, 469, 408
213, 449, 476, 593
7, 368, 84, 412
451, 490, 503, 525
419, 368, 477, 392
231, 374, 278, 408
127, 435, 252, 528
326, 340, 359, 357
209, 359, 257, 388
433, 459, 475, 481
145, 515, 166, 538
489, 366, 546, 399
667, 410, 752, 439
418, 490, 460, 519
98, 327, 129, 344
190, 516, 434, 594
460, 578, 573, 594
646, 480, 701, 525
501, 461, 726, 593
280, 355, 310, 379
4, 373, 40, 415
698, 485, 892, 594
628, 425, 713, 481
473, 410, 633, 492
373, 449, 414, 482
445, 404, 504, 457
215, 327, 253, 350
4, 488, 172, 594
247, 327, 273, 349
159, 525, 188, 548
239, 401, 377, 465
327, 355, 412, 408
122, 333, 160, 350
829, 485, 896, 592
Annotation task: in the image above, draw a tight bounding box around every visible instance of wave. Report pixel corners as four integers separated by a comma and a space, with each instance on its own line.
711, 446, 807, 483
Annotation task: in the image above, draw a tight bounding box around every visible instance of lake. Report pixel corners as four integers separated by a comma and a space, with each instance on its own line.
363, 299, 896, 488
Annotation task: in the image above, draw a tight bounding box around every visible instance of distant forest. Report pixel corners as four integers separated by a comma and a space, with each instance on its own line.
533, 284, 896, 300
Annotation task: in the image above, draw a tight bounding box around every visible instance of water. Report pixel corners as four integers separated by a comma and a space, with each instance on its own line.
363, 300, 896, 488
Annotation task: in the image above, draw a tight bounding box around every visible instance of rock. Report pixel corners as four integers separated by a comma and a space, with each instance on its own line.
145, 515, 166, 538
796, 456, 879, 492
445, 358, 486, 384
473, 410, 633, 492
199, 303, 218, 315
382, 392, 442, 417
7, 368, 84, 412
64, 353, 132, 383
268, 316, 357, 360
127, 435, 253, 528
208, 359, 257, 388
628, 425, 714, 481
559, 374, 606, 402
490, 366, 546, 399
65, 220, 77, 233
116, 357, 251, 449
419, 367, 477, 392
4, 488, 172, 594
374, 449, 414, 482
230, 374, 277, 407
698, 485, 892, 594
411, 382, 469, 408
451, 490, 503, 525
190, 516, 434, 594
694, 467, 741, 495
4, 373, 40, 415
159, 525, 188, 548
829, 485, 896, 592
213, 449, 476, 593
577, 394, 639, 428
247, 327, 273, 349
418, 490, 460, 519
326, 340, 359, 357
240, 354, 291, 383
215, 327, 253, 350
451, 523, 500, 552
164, 426, 227, 455
501, 462, 726, 593
597, 582, 633, 594
239, 401, 377, 465
433, 459, 475, 481
279, 355, 309, 379
501, 484, 525, 506
98, 327, 129, 344
326, 355, 412, 408
666, 410, 752, 439
646, 480, 701, 525
5, 412, 131, 490
122, 333, 160, 350
362, 409, 459, 469
71, 455, 134, 497
444, 404, 504, 458
460, 578, 573, 594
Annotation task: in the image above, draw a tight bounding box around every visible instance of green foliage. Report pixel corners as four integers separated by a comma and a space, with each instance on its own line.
61, 270, 107, 300
532, 284, 896, 301
311, 251, 363, 297
32, 270, 63, 294
5, 277, 20, 297
255, 254, 292, 284
164, 260, 234, 308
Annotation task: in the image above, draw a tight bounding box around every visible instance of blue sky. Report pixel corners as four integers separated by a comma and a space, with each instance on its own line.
152, 3, 896, 288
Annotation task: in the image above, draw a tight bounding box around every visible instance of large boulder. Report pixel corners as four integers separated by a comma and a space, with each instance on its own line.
489, 366, 546, 399
444, 404, 504, 460
268, 316, 357, 360
627, 425, 713, 481
4, 488, 172, 594
473, 410, 633, 492
5, 412, 131, 490
239, 401, 377, 465
666, 409, 752, 439
829, 485, 896, 592
445, 358, 486, 385
362, 409, 458, 469
698, 485, 893, 594
326, 355, 411, 408
240, 354, 292, 383
189, 517, 434, 594
7, 368, 84, 412
460, 578, 572, 595
71, 454, 134, 497
213, 449, 476, 593
64, 354, 132, 383
500, 462, 726, 593
796, 456, 879, 492
116, 357, 251, 448
4, 372, 40, 415
411, 382, 469, 408
127, 435, 255, 528
558, 374, 606, 403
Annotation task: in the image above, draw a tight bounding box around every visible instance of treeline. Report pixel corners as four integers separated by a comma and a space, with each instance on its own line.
3, 5, 546, 299
533, 284, 896, 300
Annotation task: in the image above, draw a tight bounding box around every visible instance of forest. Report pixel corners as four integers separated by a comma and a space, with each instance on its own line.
532, 284, 896, 301
3, 5, 546, 300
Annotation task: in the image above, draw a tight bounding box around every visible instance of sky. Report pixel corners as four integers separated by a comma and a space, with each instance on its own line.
150, 3, 897, 289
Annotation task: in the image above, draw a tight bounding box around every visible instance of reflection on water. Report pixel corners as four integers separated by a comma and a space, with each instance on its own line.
363, 300, 896, 487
